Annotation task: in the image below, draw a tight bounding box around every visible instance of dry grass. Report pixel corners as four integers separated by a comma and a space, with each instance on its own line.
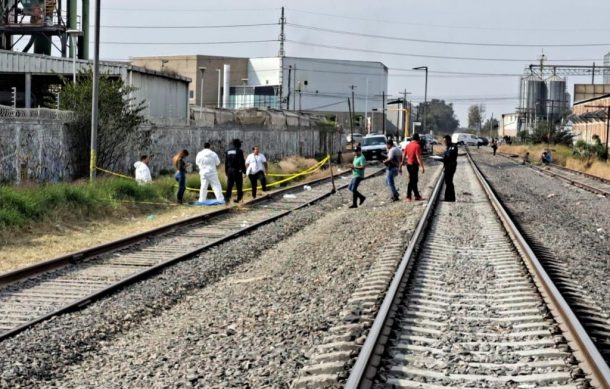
499, 144, 610, 180
565, 159, 610, 181
0, 156, 347, 274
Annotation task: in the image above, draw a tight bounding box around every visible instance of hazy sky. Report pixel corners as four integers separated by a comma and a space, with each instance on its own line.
97, 0, 610, 124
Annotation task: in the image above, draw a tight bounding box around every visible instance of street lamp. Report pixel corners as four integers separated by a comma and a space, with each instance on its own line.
412, 66, 428, 135
66, 29, 82, 84
198, 67, 206, 108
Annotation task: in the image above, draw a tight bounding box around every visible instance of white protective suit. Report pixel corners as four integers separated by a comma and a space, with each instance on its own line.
133, 161, 152, 184
195, 148, 224, 202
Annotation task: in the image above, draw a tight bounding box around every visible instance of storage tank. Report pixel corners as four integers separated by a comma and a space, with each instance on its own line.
524, 74, 547, 118
546, 75, 566, 120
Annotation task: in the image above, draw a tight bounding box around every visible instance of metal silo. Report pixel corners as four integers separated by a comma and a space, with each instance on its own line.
524, 74, 546, 118
546, 75, 566, 120
604, 52, 610, 84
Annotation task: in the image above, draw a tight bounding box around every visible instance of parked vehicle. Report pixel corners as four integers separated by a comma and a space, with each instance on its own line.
451, 133, 479, 146
477, 136, 489, 146
361, 134, 387, 160
346, 133, 363, 145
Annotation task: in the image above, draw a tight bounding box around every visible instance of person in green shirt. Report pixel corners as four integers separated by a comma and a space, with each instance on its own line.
349, 146, 367, 208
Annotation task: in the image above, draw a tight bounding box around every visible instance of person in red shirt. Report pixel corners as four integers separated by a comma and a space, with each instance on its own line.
401, 133, 425, 201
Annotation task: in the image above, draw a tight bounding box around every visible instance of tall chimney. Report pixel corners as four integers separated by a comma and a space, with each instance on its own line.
222, 64, 231, 108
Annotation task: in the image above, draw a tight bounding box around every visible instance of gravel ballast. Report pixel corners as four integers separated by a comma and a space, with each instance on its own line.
471, 151, 610, 317
0, 162, 441, 388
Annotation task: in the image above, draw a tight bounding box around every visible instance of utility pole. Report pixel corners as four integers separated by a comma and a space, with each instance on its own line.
382, 91, 386, 136
347, 97, 354, 150
350, 85, 356, 129
286, 65, 292, 110
293, 65, 297, 111
90, 0, 100, 182
413, 66, 428, 135
278, 6, 286, 57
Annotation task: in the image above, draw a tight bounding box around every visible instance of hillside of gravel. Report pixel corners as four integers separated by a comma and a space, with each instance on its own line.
0, 163, 441, 388
471, 151, 610, 316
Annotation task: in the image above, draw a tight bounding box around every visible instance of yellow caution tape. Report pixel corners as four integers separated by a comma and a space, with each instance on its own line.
94, 155, 330, 195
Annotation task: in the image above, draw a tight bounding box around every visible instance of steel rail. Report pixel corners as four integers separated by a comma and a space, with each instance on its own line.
344, 168, 445, 389
0, 167, 384, 342
496, 151, 610, 197
0, 167, 362, 288
467, 152, 610, 388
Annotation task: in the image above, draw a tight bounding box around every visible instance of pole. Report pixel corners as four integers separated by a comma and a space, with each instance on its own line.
293, 65, 297, 111
89, 0, 100, 181
347, 97, 354, 150
216, 68, 221, 107
278, 6, 286, 57
423, 67, 428, 135
365, 77, 369, 134
592, 62, 596, 85
286, 65, 291, 110
606, 106, 609, 161
199, 68, 205, 108
351, 85, 356, 130
328, 157, 336, 194
71, 35, 76, 83
382, 91, 386, 136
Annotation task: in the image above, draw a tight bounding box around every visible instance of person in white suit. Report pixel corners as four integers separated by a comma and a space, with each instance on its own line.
134, 155, 152, 184
196, 142, 224, 203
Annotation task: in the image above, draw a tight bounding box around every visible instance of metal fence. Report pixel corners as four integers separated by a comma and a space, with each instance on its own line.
0, 105, 75, 122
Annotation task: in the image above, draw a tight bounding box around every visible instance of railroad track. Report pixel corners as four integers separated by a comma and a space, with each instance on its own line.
0, 166, 383, 342
346, 156, 610, 388
496, 151, 610, 197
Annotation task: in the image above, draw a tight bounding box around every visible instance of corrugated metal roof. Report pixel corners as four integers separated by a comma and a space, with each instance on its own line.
0, 50, 190, 83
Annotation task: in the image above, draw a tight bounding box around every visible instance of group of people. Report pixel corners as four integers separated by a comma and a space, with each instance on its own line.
348, 134, 458, 208
171, 140, 268, 204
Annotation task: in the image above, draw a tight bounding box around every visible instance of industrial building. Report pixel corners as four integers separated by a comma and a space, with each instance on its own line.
500, 113, 519, 138
571, 94, 610, 148
0, 50, 191, 123
130, 54, 389, 126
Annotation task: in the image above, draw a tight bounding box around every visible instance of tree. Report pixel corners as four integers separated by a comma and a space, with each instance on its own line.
482, 117, 500, 137
467, 105, 483, 131
417, 99, 459, 134
59, 71, 148, 177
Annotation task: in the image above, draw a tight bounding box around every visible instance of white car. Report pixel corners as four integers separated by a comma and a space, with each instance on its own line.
361, 134, 387, 160
346, 133, 363, 144
451, 133, 479, 146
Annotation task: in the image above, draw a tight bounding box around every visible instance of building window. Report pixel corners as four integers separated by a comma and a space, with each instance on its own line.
189, 90, 194, 99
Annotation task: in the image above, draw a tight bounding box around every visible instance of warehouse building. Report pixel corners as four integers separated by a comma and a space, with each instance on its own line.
0, 50, 191, 123
571, 94, 610, 147
130, 54, 388, 122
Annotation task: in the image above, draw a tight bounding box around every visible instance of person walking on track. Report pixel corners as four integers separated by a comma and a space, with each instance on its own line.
172, 149, 189, 204
348, 146, 366, 208
224, 139, 246, 203
441, 135, 458, 202
383, 139, 402, 202
245, 146, 268, 199
491, 138, 498, 156
196, 143, 224, 203
402, 133, 425, 202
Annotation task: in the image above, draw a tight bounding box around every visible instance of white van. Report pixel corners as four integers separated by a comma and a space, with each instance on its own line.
451, 133, 479, 146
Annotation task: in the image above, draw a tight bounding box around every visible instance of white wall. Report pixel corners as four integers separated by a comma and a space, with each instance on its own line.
248, 56, 388, 114
129, 70, 189, 123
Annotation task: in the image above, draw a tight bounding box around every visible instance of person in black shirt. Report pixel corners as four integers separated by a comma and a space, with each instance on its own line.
224, 139, 246, 203
172, 149, 189, 204
441, 135, 458, 202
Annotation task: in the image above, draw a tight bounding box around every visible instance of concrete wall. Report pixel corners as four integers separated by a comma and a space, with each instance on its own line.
0, 110, 343, 183
0, 118, 72, 183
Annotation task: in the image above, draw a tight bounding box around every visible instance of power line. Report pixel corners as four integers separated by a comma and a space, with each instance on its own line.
287, 40, 600, 63
287, 8, 610, 33
99, 39, 277, 46
102, 7, 279, 13
288, 23, 610, 48
99, 22, 279, 29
